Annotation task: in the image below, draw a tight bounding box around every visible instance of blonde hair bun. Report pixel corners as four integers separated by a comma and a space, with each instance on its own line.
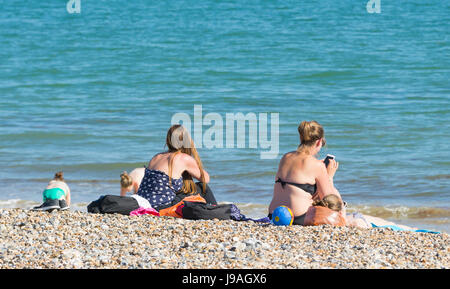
120, 171, 133, 188
298, 120, 325, 146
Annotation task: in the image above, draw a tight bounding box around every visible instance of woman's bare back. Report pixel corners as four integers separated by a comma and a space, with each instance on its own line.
269, 152, 320, 216
148, 152, 182, 179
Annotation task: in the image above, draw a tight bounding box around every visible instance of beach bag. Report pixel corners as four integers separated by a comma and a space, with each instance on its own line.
158, 195, 206, 218
180, 202, 233, 220
87, 195, 139, 215
303, 206, 346, 227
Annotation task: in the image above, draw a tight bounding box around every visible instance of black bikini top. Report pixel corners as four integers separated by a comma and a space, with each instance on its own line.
275, 178, 317, 196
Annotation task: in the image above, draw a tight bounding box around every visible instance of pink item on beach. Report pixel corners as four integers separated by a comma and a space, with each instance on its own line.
130, 207, 160, 217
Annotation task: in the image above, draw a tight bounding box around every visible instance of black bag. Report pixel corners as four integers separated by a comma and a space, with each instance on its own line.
181, 201, 232, 220
87, 195, 139, 215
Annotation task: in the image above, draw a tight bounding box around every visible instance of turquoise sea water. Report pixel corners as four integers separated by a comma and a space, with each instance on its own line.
0, 1, 449, 232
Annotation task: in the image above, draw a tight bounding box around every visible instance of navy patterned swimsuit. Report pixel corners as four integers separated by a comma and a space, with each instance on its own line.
137, 168, 183, 208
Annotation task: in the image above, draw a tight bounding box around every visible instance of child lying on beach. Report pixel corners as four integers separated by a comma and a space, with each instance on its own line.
312, 195, 417, 230
32, 171, 71, 211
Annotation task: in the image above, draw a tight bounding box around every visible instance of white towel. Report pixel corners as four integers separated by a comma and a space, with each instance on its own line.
131, 194, 152, 209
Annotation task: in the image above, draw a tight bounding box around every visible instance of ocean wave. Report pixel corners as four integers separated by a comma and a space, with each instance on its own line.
424, 174, 450, 181
0, 199, 38, 208
346, 205, 450, 219
5, 162, 148, 172
0, 199, 88, 212
0, 131, 91, 140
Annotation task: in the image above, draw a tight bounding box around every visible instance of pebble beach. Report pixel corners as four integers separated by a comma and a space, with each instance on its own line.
0, 208, 448, 269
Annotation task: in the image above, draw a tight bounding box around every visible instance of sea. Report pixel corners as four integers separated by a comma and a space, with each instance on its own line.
0, 0, 449, 233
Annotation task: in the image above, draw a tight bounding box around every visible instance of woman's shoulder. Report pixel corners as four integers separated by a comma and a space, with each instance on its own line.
175, 152, 195, 163
282, 151, 318, 162
151, 151, 194, 165
152, 151, 169, 159
48, 179, 68, 186
48, 180, 70, 192
281, 151, 298, 160
284, 152, 323, 169
307, 156, 325, 170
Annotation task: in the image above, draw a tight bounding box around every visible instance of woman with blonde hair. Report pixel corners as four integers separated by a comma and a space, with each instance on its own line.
137, 124, 217, 209
268, 120, 343, 225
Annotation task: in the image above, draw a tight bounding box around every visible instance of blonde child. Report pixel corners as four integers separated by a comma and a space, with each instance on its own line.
312, 195, 416, 230
119, 168, 145, 196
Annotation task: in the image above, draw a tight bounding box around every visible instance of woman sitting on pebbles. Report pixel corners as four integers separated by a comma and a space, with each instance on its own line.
268, 120, 344, 225
269, 120, 417, 230
32, 171, 71, 211
136, 124, 217, 210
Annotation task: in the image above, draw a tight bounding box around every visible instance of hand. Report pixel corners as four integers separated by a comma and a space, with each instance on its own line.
326, 159, 339, 178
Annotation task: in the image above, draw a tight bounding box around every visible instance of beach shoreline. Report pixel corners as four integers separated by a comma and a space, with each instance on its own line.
0, 208, 448, 269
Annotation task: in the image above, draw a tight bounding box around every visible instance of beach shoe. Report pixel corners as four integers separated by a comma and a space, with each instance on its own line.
59, 199, 70, 211
32, 199, 60, 211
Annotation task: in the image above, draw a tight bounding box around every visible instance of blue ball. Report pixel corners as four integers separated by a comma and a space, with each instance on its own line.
271, 206, 294, 226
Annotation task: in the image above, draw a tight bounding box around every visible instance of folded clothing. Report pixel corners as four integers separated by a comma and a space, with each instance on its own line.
159, 195, 206, 218
131, 194, 152, 209
130, 207, 159, 216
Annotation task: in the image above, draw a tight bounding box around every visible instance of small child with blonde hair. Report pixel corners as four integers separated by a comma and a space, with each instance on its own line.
312, 194, 343, 212
313, 194, 417, 230
120, 168, 145, 196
